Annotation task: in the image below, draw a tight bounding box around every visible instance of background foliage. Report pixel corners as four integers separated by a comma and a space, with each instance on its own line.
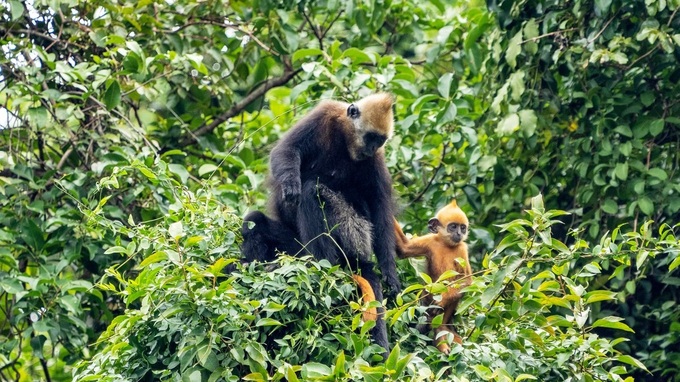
1, 0, 679, 380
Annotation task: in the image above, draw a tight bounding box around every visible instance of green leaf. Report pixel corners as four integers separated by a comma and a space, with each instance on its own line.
198, 346, 218, 372
22, 219, 45, 252
27, 107, 49, 128
333, 351, 345, 377
594, 0, 613, 16
669, 255, 680, 271
0, 278, 24, 294
496, 113, 519, 136
519, 109, 537, 137
531, 194, 545, 212
302, 363, 332, 378
438, 73, 453, 99
505, 31, 522, 69
198, 164, 218, 177
648, 168, 668, 180
169, 221, 184, 239
286, 364, 300, 382
509, 70, 525, 101
649, 119, 664, 136
478, 155, 497, 172
103, 80, 121, 110
9, 0, 23, 21
614, 125, 633, 137
385, 342, 400, 371
185, 236, 204, 247
619, 141, 632, 156
616, 355, 648, 371
481, 256, 522, 306
104, 246, 127, 255
614, 162, 628, 180
292, 48, 324, 63
255, 318, 282, 327
638, 197, 654, 215
473, 364, 493, 379
602, 199, 618, 215
138, 251, 168, 269
185, 370, 203, 382
438, 102, 457, 124
584, 290, 616, 304
640, 92, 655, 107
168, 163, 190, 184
431, 313, 444, 328
591, 316, 634, 332
342, 48, 374, 65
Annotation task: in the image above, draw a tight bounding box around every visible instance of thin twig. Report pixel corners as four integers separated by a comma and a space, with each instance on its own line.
56, 146, 74, 171
320, 11, 344, 41
520, 28, 578, 44
164, 19, 280, 57
668, 7, 678, 26
13, 29, 87, 50
412, 143, 449, 204
625, 45, 658, 70
587, 11, 618, 44
301, 9, 323, 50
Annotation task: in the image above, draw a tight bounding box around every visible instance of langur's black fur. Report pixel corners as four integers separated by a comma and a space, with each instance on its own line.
240, 93, 400, 353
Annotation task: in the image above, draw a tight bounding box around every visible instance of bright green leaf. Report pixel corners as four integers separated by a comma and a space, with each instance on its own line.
505, 31, 522, 68
198, 164, 218, 177
292, 48, 324, 63
591, 316, 634, 332
519, 109, 537, 137
496, 113, 520, 136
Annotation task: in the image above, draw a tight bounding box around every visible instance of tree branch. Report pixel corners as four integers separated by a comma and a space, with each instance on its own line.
169, 68, 301, 151
302, 9, 323, 50
412, 142, 449, 204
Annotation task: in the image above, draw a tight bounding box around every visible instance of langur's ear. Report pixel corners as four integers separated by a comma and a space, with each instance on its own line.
428, 218, 442, 234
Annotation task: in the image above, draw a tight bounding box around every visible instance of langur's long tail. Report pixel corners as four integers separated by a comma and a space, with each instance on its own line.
352, 274, 378, 322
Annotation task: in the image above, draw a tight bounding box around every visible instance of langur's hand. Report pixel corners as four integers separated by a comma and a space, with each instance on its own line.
281, 180, 301, 206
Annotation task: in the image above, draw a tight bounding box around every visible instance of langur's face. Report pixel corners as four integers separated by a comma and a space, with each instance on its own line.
345, 94, 394, 161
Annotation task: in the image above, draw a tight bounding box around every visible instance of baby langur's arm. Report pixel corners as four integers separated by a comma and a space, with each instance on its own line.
393, 218, 432, 259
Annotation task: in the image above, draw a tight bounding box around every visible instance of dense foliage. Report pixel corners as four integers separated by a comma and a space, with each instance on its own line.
1, 0, 679, 380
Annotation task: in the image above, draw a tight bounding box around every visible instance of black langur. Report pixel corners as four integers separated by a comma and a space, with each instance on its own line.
393, 200, 472, 354
241, 93, 401, 353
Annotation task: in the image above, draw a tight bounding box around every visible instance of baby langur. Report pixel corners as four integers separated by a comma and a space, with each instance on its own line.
394, 200, 472, 354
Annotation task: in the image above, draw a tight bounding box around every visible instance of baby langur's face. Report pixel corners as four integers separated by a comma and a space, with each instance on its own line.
428, 218, 468, 246
444, 221, 468, 244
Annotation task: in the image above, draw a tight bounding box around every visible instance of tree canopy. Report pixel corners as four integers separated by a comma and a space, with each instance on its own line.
1, 0, 679, 380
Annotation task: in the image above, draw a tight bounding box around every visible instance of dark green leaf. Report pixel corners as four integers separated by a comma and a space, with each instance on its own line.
103, 80, 121, 110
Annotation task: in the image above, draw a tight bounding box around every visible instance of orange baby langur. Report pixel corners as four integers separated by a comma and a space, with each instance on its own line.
394, 200, 472, 354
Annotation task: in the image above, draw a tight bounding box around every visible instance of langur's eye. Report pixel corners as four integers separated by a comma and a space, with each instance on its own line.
347, 104, 360, 119
460, 225, 467, 233
447, 224, 457, 232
